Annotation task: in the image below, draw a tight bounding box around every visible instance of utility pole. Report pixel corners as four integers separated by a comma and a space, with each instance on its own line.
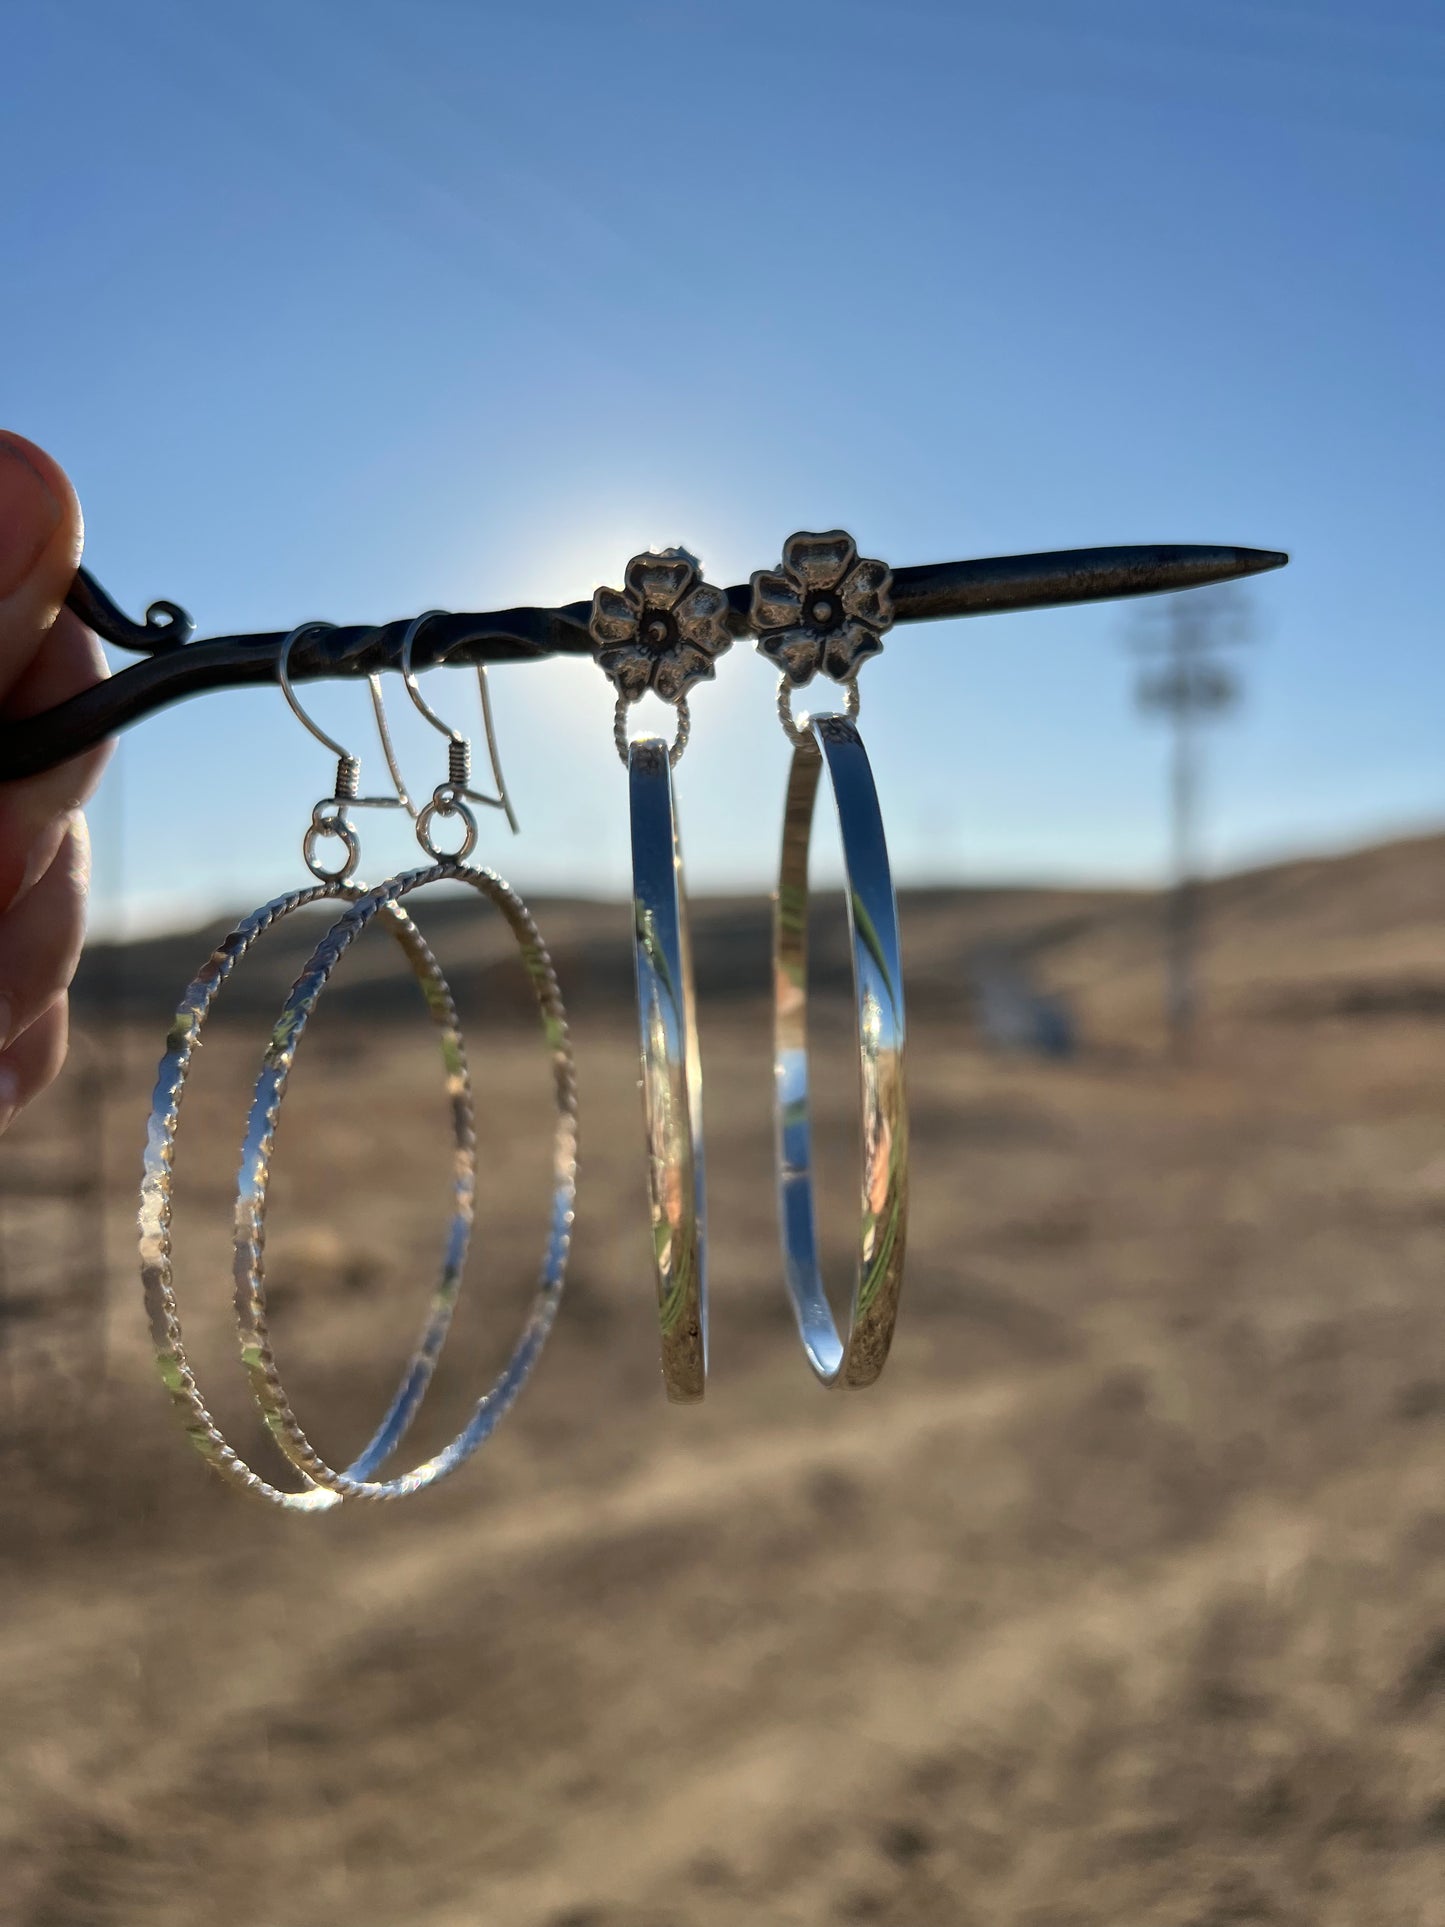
1129, 588, 1250, 1055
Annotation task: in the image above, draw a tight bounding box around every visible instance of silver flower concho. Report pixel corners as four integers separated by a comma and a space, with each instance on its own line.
590, 549, 734, 705
749, 531, 894, 686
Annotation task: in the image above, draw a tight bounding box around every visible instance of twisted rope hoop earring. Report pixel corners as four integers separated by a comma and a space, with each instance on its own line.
232, 853, 577, 1500
749, 532, 909, 1387
140, 626, 480, 1508
590, 548, 733, 1402
229, 639, 577, 1498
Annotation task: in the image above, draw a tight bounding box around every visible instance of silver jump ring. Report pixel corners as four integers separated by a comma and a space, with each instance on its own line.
233, 861, 578, 1497
627, 738, 706, 1400
139, 884, 479, 1510
303, 812, 361, 883
773, 712, 908, 1387
777, 675, 860, 748
614, 693, 691, 769
416, 793, 480, 862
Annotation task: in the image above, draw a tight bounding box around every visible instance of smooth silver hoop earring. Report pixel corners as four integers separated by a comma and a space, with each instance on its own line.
750, 532, 910, 1387
589, 548, 733, 1401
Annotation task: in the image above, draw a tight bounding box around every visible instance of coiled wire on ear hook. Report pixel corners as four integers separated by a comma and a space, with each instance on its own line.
278, 622, 415, 880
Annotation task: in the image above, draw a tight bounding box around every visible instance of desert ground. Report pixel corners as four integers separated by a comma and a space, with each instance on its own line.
2, 834, 1443, 1927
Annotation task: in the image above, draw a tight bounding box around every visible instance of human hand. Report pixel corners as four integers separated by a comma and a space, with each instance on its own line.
0, 433, 110, 1135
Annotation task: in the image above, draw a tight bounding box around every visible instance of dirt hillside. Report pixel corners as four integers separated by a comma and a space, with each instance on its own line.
3, 832, 1443, 1926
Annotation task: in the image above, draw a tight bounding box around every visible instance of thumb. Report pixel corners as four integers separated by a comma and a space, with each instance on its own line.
0, 432, 84, 667
0, 434, 110, 910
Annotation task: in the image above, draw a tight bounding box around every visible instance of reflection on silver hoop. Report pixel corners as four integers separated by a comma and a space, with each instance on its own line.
774, 712, 908, 1387
234, 860, 578, 1497
139, 884, 477, 1510
628, 738, 707, 1402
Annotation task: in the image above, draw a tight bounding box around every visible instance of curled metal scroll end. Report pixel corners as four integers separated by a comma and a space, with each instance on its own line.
66, 565, 196, 653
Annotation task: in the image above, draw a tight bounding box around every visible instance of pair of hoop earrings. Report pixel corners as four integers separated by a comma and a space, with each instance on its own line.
591, 529, 908, 1402
139, 617, 578, 1509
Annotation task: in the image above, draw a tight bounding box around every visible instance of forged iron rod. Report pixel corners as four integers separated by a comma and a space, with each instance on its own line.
0, 543, 1287, 782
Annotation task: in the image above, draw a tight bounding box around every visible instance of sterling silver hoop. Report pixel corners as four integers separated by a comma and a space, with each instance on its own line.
233, 860, 578, 1496
627, 738, 707, 1402
774, 712, 909, 1387
139, 884, 477, 1510
590, 547, 730, 1402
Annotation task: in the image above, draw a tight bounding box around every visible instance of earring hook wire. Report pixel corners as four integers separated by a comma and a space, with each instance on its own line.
365, 674, 419, 819
278, 622, 416, 814
399, 611, 520, 835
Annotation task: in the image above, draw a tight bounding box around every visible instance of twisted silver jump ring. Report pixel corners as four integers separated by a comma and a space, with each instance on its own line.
777, 675, 860, 748
614, 693, 690, 768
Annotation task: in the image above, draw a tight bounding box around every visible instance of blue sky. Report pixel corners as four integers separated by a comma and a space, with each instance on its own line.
4, 0, 1441, 932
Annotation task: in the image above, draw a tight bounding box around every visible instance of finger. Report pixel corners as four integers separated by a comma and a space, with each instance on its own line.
0, 996, 68, 1135
0, 432, 110, 909
0, 816, 90, 1050
6, 602, 108, 720
0, 433, 80, 672
0, 602, 110, 908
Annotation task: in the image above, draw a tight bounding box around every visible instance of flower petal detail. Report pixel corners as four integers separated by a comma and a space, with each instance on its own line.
749, 570, 803, 634
674, 581, 733, 656
597, 643, 653, 701
590, 586, 639, 646
625, 549, 696, 611
840, 557, 893, 631
652, 644, 717, 703
757, 626, 823, 685
782, 530, 856, 593
822, 617, 883, 683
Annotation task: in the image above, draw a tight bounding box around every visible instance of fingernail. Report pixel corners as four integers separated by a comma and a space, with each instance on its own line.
0, 435, 63, 600
0, 1062, 19, 1135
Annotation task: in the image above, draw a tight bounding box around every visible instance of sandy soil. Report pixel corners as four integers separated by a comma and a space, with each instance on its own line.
2, 840, 1444, 1926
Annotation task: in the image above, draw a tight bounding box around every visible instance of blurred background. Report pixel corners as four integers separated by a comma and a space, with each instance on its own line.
3, 4, 1443, 1924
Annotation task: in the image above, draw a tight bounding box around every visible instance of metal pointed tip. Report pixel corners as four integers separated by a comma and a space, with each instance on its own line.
889, 542, 1291, 626
1134, 544, 1290, 592
1224, 546, 1289, 578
